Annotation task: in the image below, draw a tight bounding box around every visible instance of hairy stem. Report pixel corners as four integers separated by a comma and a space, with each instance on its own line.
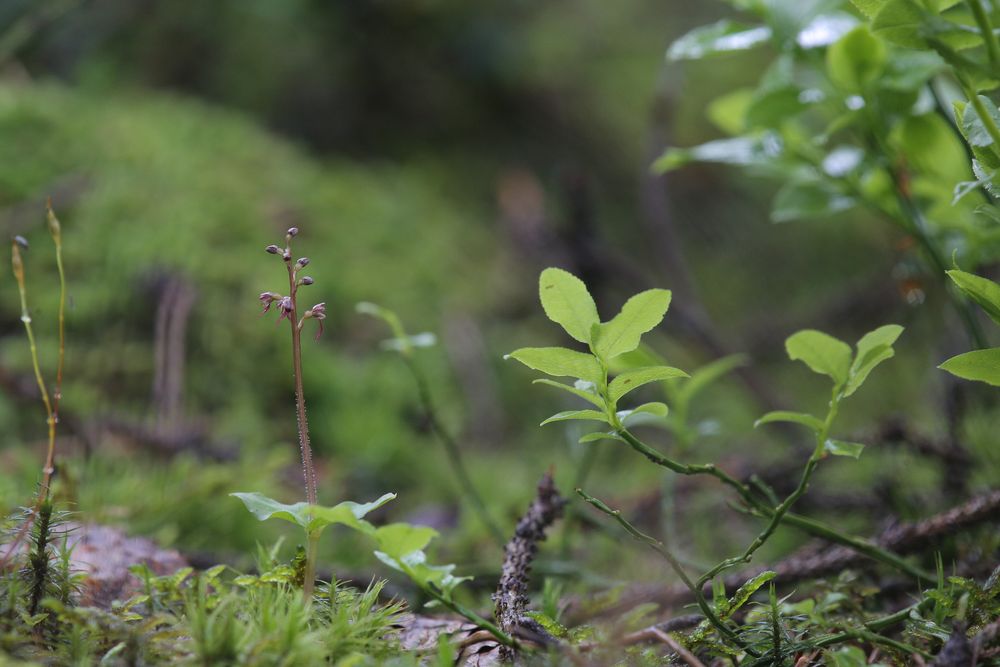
286, 258, 317, 506
304, 532, 318, 600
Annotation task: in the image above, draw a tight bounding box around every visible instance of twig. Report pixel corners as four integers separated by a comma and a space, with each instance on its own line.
577, 489, 747, 651
493, 472, 566, 661
568, 490, 999, 623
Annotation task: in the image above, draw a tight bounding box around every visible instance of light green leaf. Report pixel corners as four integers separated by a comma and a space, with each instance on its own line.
719, 571, 776, 619
539, 268, 600, 344
708, 89, 754, 135
844, 324, 903, 397
771, 178, 857, 223
540, 409, 609, 426
850, 0, 889, 19
939, 348, 1000, 386
824, 439, 866, 458
667, 20, 772, 61
617, 402, 669, 427
654, 134, 782, 173
826, 26, 887, 91
231, 492, 396, 536
608, 365, 688, 403
785, 330, 852, 386
372, 523, 438, 559
825, 645, 870, 667
578, 431, 624, 444
677, 354, 749, 404
947, 270, 1000, 326
373, 523, 471, 599
505, 347, 603, 385
532, 378, 605, 409
871, 0, 926, 48
357, 302, 407, 341
754, 411, 824, 432
592, 290, 672, 361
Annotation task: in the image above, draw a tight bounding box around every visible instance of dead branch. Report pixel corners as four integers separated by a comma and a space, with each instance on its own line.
493, 471, 567, 661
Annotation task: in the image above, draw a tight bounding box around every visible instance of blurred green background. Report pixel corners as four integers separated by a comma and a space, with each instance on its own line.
1, 0, 995, 596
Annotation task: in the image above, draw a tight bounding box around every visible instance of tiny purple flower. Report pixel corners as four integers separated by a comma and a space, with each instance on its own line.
307, 302, 326, 339
259, 292, 282, 314
276, 296, 294, 325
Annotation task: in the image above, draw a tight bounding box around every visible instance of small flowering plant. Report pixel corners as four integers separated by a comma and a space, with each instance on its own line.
234, 227, 389, 600
232, 230, 506, 640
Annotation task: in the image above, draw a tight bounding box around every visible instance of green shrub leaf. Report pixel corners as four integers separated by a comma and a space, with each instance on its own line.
539, 267, 600, 343
617, 402, 669, 427
827, 26, 887, 91
843, 324, 903, 397
947, 270, 1000, 326
532, 378, 606, 409
824, 439, 866, 458
939, 348, 1000, 386
754, 411, 824, 432
592, 289, 672, 361
540, 409, 609, 426
505, 347, 603, 385
608, 365, 688, 403
578, 431, 624, 444
667, 20, 772, 61
785, 330, 852, 386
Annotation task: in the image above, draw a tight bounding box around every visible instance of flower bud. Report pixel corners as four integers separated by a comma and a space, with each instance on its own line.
296, 257, 310, 267
265, 244, 281, 255
46, 202, 61, 241
300, 276, 314, 285
287, 227, 299, 237
14, 235, 28, 249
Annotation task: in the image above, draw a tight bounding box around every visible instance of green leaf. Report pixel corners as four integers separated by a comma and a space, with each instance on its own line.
654, 134, 782, 173
754, 411, 824, 432
939, 348, 1000, 386
826, 26, 887, 91
719, 571, 776, 619
844, 324, 904, 397
959, 99, 1000, 169
708, 89, 754, 135
373, 523, 470, 598
505, 347, 603, 385
771, 178, 857, 223
891, 114, 968, 182
785, 330, 852, 386
677, 354, 749, 405
592, 289, 672, 361
667, 20, 772, 61
947, 269, 1000, 326
372, 523, 438, 559
871, 0, 926, 48
579, 431, 624, 444
825, 645, 870, 667
231, 492, 396, 536
539, 267, 600, 344
617, 402, 669, 427
356, 302, 407, 341
608, 365, 688, 403
532, 378, 605, 409
850, 0, 889, 18
540, 409, 609, 426
824, 439, 866, 458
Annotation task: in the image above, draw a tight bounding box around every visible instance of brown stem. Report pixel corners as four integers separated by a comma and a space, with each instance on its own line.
286, 258, 317, 506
